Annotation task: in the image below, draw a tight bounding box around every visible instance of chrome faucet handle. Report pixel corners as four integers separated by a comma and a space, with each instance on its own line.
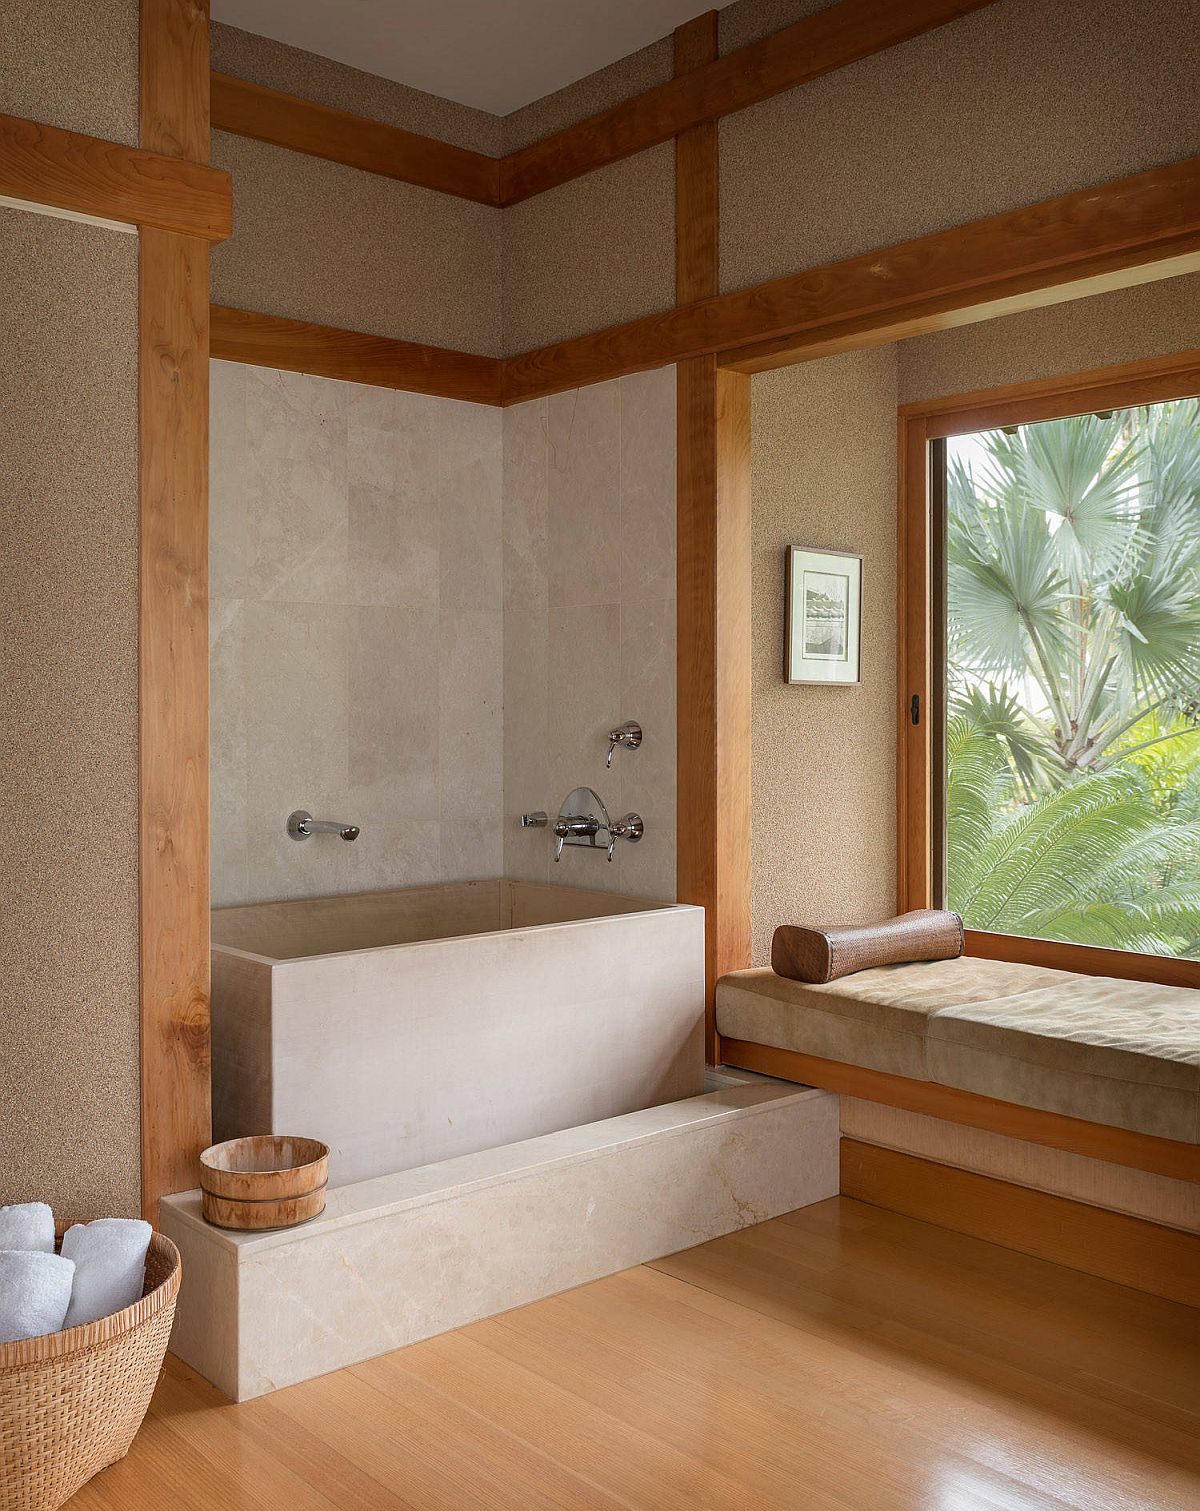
553, 812, 601, 861
605, 721, 642, 768
606, 812, 645, 861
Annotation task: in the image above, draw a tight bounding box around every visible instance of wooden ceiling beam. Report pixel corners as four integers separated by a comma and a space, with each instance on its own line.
211, 72, 502, 205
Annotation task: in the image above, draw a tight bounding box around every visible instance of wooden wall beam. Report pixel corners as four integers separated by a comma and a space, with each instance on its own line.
503, 157, 1200, 403
841, 1141, 1200, 1308
0, 111, 230, 239
678, 363, 753, 1062
139, 0, 214, 1222
500, 0, 1000, 204
211, 306, 504, 405
673, 12, 719, 305
211, 73, 501, 205
720, 1039, 1200, 1183
674, 13, 750, 1065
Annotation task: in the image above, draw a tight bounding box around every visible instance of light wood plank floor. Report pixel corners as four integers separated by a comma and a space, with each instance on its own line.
68, 1198, 1200, 1510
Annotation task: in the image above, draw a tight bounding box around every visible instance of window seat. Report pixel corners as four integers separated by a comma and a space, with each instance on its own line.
715, 955, 1200, 1147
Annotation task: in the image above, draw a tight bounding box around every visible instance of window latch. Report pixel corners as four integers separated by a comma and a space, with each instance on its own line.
910, 694, 920, 726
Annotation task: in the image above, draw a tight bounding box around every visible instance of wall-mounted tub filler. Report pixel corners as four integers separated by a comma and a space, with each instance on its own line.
286, 810, 361, 842
553, 787, 644, 863
606, 720, 642, 767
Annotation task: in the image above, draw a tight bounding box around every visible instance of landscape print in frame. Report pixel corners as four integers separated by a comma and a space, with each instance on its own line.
786, 546, 863, 684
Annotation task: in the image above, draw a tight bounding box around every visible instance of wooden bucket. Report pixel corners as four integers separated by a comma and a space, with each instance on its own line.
199, 1136, 330, 1231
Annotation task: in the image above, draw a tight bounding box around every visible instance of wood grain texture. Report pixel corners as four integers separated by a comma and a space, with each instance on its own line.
503, 157, 1200, 403
965, 928, 1200, 990
72, 1201, 1200, 1509
719, 1038, 1200, 1182
499, 0, 1001, 204
0, 111, 230, 239
141, 0, 209, 161
904, 348, 1200, 435
139, 0, 213, 1221
677, 363, 752, 1062
896, 412, 930, 911
211, 72, 501, 205
842, 1139, 1200, 1306
674, 10, 718, 306
211, 305, 504, 404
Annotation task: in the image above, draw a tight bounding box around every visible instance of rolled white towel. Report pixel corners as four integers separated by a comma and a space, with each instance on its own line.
61, 1218, 152, 1329
0, 1201, 55, 1254
0, 1250, 76, 1342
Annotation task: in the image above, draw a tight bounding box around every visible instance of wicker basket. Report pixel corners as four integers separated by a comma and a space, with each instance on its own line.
0, 1226, 181, 1511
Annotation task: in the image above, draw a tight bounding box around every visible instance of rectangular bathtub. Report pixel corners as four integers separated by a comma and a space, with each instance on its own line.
211, 879, 705, 1185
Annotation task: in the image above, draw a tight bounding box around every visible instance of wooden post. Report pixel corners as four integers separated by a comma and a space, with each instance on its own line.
138, 0, 213, 1219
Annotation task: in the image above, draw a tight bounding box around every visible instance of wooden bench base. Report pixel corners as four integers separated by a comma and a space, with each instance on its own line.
719, 1039, 1199, 1183
841, 1140, 1200, 1307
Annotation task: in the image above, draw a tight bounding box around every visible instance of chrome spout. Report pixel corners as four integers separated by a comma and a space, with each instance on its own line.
287, 810, 361, 842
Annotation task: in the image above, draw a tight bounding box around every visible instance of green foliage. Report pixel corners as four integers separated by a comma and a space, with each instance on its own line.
945, 400, 1200, 959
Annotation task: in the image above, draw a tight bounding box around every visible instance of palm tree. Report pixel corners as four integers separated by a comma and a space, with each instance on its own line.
946, 714, 1200, 957
944, 400, 1200, 957
947, 401, 1200, 778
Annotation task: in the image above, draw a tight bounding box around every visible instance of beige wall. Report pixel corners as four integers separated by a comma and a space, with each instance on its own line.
0, 0, 138, 143
749, 272, 1200, 964
750, 347, 899, 962
899, 271, 1200, 404
0, 205, 141, 1217
502, 367, 678, 902
721, 0, 1200, 293
210, 132, 503, 354
209, 361, 503, 906
501, 147, 675, 352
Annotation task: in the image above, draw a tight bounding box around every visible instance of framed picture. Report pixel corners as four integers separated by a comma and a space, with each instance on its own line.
785, 546, 863, 685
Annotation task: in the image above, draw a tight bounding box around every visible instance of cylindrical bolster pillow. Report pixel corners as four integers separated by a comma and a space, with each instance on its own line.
771, 909, 964, 984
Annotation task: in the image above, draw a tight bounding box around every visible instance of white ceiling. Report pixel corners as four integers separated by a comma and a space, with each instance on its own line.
211, 0, 737, 116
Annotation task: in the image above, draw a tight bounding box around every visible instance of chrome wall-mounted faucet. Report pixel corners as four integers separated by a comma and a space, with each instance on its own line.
606, 721, 642, 768
287, 809, 361, 842
551, 787, 644, 863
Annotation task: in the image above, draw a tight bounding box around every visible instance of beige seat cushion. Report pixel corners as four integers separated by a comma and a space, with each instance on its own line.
928, 977, 1200, 1143
716, 957, 1200, 1143
715, 956, 1078, 1081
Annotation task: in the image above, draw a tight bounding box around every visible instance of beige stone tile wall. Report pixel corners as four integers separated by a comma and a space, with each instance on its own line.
210, 360, 503, 906
502, 366, 678, 901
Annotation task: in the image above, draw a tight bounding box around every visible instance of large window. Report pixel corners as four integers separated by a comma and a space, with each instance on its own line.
899, 358, 1200, 982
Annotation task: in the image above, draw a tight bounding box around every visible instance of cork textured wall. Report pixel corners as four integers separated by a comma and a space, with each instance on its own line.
501, 146, 675, 353
720, 0, 1200, 292
210, 131, 503, 354
0, 206, 141, 1217
898, 271, 1200, 405
0, 0, 138, 143
750, 273, 1200, 964
750, 347, 899, 964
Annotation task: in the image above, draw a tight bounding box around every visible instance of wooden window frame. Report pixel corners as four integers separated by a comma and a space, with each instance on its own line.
897, 348, 1200, 989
